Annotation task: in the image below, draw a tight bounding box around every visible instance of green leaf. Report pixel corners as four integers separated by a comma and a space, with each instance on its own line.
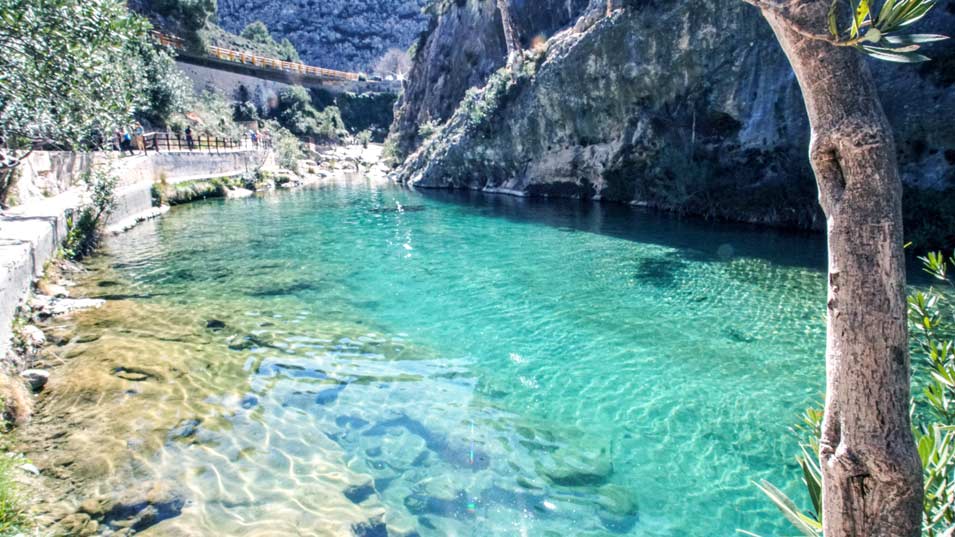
829, 0, 841, 37
859, 45, 932, 61
877, 0, 898, 25
800, 457, 823, 519
883, 33, 948, 44
754, 480, 823, 537
856, 0, 872, 29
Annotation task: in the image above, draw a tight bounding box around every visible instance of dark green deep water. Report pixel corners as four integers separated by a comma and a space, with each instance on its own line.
72, 182, 832, 536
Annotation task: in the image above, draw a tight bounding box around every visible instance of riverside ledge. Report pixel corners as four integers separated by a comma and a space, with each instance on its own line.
0, 149, 268, 356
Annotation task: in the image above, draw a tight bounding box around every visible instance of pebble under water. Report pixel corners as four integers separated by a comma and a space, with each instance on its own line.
33, 181, 831, 536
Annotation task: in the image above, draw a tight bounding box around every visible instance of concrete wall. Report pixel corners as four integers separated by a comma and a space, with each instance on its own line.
177, 61, 292, 110
0, 149, 267, 357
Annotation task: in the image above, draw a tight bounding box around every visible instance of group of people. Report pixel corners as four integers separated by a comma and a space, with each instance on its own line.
247, 128, 270, 148
109, 123, 267, 155
112, 123, 147, 156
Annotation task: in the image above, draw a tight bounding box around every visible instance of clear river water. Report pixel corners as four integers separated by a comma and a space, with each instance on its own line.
35, 181, 832, 536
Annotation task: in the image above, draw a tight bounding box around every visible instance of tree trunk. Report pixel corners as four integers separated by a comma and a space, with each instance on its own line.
755, 2, 923, 536
497, 0, 523, 71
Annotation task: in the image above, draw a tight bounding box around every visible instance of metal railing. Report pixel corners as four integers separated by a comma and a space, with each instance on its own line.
112, 132, 271, 154
152, 31, 361, 82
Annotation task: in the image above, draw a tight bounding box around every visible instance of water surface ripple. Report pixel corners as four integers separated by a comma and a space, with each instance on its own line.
39, 182, 828, 536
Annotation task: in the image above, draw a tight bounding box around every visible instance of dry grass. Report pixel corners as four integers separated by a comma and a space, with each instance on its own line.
0, 373, 31, 427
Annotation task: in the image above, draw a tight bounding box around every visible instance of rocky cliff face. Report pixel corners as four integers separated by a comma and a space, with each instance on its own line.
389, 0, 591, 159
216, 0, 429, 71
394, 0, 955, 241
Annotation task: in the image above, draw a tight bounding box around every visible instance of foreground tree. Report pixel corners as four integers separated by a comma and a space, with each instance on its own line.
740, 0, 947, 535
0, 0, 149, 207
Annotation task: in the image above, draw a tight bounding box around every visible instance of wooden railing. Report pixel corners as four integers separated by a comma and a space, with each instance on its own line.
153, 31, 361, 82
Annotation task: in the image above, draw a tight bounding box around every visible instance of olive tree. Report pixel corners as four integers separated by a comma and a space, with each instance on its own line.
739, 1, 947, 535
0, 0, 149, 207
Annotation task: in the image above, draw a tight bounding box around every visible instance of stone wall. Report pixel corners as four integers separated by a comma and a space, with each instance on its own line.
175, 61, 293, 109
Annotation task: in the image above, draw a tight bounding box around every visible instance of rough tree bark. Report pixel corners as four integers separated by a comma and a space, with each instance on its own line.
749, 1, 924, 535
496, 0, 523, 71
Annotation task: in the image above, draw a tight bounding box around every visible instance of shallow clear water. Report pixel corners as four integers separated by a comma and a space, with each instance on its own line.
42, 181, 832, 536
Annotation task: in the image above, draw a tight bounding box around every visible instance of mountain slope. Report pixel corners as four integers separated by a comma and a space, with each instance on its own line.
216, 0, 430, 71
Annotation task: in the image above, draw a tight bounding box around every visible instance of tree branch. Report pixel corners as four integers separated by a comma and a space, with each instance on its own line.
742, 0, 866, 46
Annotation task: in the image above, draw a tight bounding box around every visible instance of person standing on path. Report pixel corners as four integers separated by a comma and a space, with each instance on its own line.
120, 128, 133, 156
185, 126, 194, 151
134, 122, 146, 155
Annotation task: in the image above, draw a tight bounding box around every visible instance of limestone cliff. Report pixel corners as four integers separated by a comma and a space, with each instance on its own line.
394, 0, 955, 241
216, 0, 429, 71
390, 0, 590, 159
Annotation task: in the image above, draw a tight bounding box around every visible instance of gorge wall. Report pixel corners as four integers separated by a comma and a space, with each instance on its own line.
216, 0, 430, 71
393, 0, 955, 244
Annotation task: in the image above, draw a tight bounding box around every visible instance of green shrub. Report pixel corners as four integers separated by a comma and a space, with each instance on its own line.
356, 130, 373, 148
273, 126, 304, 170
130, 37, 192, 126
64, 169, 118, 260
454, 68, 518, 130
271, 86, 344, 143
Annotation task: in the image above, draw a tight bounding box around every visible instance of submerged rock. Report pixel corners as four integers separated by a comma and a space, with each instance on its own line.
538, 447, 613, 487
595, 484, 638, 517
167, 418, 202, 442
76, 480, 186, 533
205, 319, 227, 331
30, 295, 105, 319
352, 518, 389, 537
111, 366, 161, 382
57, 513, 98, 536
344, 481, 377, 505
228, 334, 280, 351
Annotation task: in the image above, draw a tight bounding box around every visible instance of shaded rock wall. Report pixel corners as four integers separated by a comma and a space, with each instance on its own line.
389, 0, 591, 159
394, 0, 955, 237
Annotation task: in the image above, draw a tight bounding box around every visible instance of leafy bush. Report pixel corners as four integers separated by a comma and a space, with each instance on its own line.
64, 169, 118, 260
271, 123, 304, 170
336, 92, 397, 141
416, 119, 440, 140
271, 86, 344, 143
356, 130, 373, 148
130, 37, 192, 125
240, 21, 271, 43
455, 68, 518, 130
153, 0, 216, 31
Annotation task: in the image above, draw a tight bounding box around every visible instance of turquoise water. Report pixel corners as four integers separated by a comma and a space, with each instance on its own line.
72, 182, 830, 536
